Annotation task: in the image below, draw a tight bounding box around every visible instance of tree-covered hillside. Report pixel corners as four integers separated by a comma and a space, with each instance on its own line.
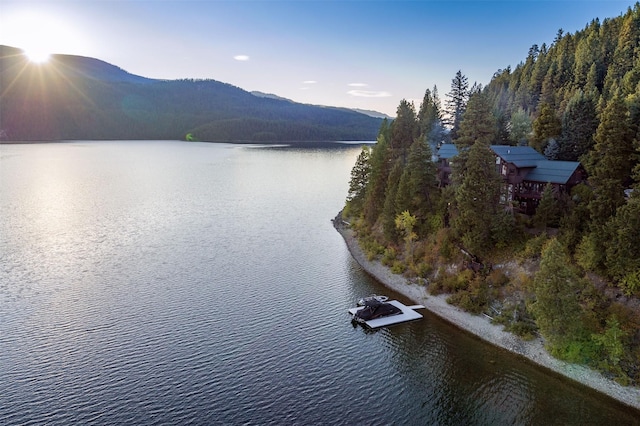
343, 3, 640, 385
0, 45, 381, 142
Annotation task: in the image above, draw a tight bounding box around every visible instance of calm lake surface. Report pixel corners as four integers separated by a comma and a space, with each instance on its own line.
1, 140, 638, 425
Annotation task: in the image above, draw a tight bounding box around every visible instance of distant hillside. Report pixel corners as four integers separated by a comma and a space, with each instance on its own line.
251, 91, 293, 102
251, 91, 391, 119
0, 45, 382, 142
351, 108, 392, 119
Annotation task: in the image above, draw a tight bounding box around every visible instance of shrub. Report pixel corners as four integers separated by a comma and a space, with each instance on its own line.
446, 274, 488, 314
620, 270, 640, 297
381, 247, 397, 266
413, 261, 433, 278
361, 236, 385, 261
575, 232, 601, 272
435, 228, 455, 262
391, 260, 406, 274
487, 269, 510, 288
519, 233, 548, 260
506, 321, 537, 341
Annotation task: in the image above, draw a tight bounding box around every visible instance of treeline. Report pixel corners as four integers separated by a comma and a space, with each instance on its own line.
0, 45, 381, 142
343, 3, 640, 385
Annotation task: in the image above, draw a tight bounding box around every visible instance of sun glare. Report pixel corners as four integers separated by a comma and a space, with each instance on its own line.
25, 49, 51, 64
2, 9, 88, 63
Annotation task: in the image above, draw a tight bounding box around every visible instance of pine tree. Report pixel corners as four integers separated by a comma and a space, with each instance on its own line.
445, 70, 469, 140
544, 138, 560, 160
452, 91, 498, 190
603, 4, 640, 97
533, 183, 558, 229
452, 142, 502, 256
345, 146, 371, 216
381, 160, 404, 242
390, 99, 418, 162
557, 91, 598, 161
395, 139, 439, 237
417, 86, 446, 146
363, 120, 392, 226
508, 107, 532, 146
605, 193, 640, 283
586, 93, 635, 229
531, 103, 561, 153
531, 239, 586, 356
455, 91, 497, 149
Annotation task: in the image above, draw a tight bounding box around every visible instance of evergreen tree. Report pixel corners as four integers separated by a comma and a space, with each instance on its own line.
395, 139, 439, 237
381, 160, 404, 242
362, 120, 392, 226
445, 70, 469, 140
390, 99, 418, 162
531, 103, 561, 153
533, 183, 558, 229
539, 61, 559, 107
558, 183, 593, 251
345, 146, 371, 216
604, 193, 640, 284
586, 93, 635, 229
455, 91, 497, 149
557, 91, 598, 161
452, 142, 502, 256
531, 239, 586, 356
603, 4, 640, 97
544, 138, 560, 160
574, 27, 603, 92
417, 87, 442, 142
452, 91, 498, 189
592, 315, 629, 376
508, 107, 532, 146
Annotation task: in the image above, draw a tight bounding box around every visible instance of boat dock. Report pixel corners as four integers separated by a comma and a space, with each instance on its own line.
349, 300, 425, 329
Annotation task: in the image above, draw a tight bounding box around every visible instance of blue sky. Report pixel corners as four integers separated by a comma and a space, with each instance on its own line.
0, 0, 636, 116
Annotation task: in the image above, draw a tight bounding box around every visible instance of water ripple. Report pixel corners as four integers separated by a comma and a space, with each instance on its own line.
1, 142, 638, 425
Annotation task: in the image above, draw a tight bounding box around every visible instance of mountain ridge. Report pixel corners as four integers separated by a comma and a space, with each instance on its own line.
0, 45, 382, 142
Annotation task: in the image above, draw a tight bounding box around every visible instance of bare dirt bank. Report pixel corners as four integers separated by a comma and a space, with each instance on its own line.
335, 223, 640, 411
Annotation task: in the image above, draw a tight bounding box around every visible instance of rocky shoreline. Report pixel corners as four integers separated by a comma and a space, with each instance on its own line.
334, 222, 640, 411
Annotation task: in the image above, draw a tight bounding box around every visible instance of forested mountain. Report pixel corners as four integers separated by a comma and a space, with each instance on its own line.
0, 45, 381, 142
343, 3, 640, 385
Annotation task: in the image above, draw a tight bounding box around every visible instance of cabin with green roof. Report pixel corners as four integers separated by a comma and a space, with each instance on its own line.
436, 144, 586, 215
491, 145, 586, 214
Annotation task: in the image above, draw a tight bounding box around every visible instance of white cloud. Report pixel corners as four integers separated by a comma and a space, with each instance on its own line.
302, 80, 317, 84
348, 83, 368, 87
233, 55, 250, 61
347, 90, 392, 98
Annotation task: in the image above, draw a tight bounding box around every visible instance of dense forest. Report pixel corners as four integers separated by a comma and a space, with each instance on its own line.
343, 3, 640, 385
0, 45, 381, 142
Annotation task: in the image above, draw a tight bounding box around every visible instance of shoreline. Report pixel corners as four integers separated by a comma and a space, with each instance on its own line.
335, 223, 640, 412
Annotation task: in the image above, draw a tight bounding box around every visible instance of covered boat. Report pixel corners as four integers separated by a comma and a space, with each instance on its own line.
351, 297, 402, 324
356, 294, 388, 306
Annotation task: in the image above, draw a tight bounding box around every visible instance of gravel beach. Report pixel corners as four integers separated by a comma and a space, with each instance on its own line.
335, 224, 640, 411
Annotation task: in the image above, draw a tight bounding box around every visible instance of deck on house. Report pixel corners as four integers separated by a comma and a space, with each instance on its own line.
349, 300, 425, 329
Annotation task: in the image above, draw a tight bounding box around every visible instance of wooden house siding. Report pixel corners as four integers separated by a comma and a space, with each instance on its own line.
436, 144, 586, 215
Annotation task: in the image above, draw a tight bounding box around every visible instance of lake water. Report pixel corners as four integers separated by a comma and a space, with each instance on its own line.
1, 140, 638, 425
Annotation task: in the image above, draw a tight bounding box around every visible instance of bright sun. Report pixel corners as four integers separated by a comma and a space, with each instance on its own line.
1, 9, 88, 63
25, 48, 51, 64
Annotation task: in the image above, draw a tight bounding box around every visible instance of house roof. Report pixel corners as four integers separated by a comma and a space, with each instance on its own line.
490, 145, 545, 167
437, 144, 459, 159
525, 160, 581, 184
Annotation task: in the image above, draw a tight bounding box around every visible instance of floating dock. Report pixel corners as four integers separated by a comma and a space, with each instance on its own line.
349, 300, 425, 329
